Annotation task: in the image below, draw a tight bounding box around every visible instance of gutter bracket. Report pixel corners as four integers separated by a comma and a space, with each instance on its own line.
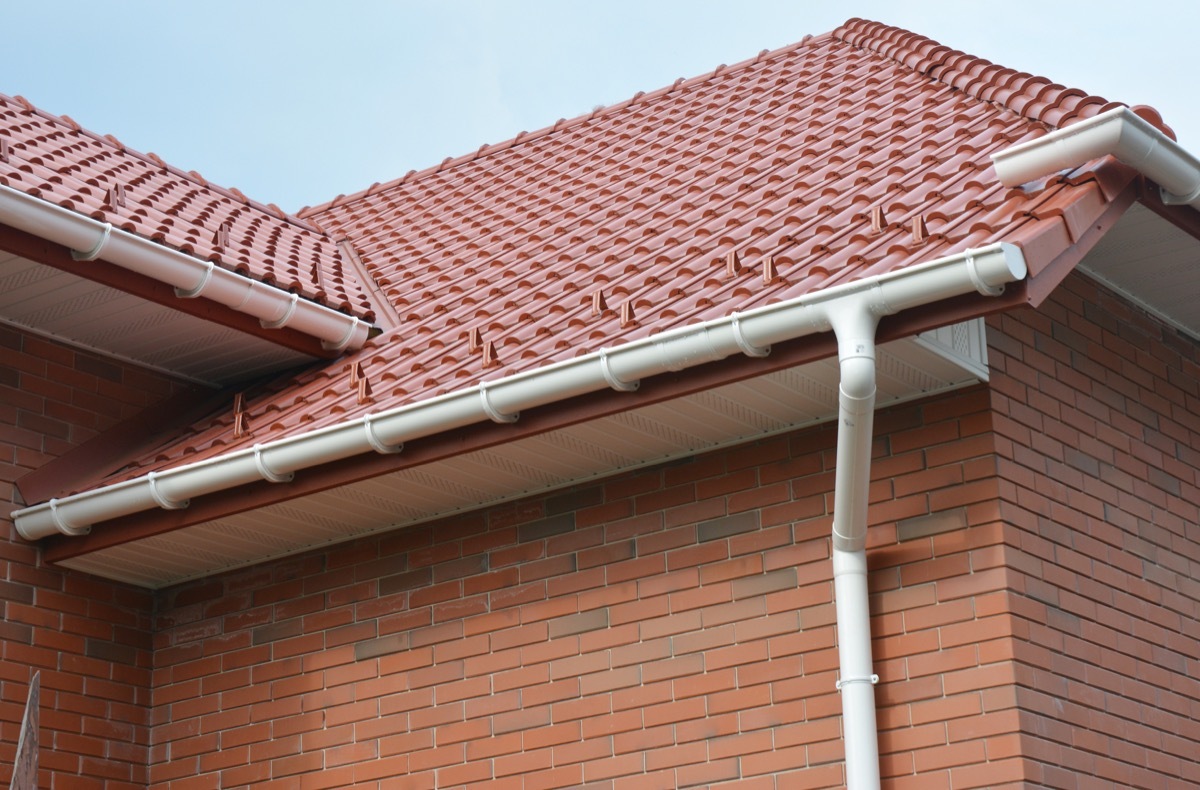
70, 222, 112, 261
253, 445, 294, 484
175, 261, 215, 299
479, 383, 519, 424
600, 350, 639, 392
261, 293, 300, 329
363, 414, 403, 454
48, 499, 90, 536
1161, 182, 1200, 206
321, 317, 363, 352
147, 471, 189, 510
965, 251, 1004, 296
731, 313, 770, 357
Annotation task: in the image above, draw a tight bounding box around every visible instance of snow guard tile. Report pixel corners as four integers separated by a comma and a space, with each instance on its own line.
74, 18, 1151, 486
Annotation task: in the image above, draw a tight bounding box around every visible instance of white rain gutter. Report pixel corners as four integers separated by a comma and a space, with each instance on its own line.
13, 242, 1025, 540
0, 184, 371, 351
13, 241, 1027, 790
992, 106, 1200, 207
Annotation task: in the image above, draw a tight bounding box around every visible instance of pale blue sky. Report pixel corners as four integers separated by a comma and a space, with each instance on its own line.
5, 1, 1197, 212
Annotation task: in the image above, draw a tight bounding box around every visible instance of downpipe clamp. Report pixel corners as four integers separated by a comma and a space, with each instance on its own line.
835, 674, 879, 691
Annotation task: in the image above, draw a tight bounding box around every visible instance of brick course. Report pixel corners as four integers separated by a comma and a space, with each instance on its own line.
145, 382, 1015, 787
988, 273, 1200, 789
0, 327, 186, 789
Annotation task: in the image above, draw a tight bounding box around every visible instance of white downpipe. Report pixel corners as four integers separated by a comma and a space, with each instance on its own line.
992, 106, 1200, 207
834, 550, 880, 790
12, 243, 1027, 550
0, 184, 371, 351
827, 303, 883, 790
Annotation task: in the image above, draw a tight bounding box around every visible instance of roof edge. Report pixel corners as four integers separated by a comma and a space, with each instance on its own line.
0, 184, 373, 353
15, 243, 1027, 543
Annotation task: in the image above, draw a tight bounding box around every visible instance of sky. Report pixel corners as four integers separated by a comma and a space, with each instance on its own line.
5, 1, 1198, 213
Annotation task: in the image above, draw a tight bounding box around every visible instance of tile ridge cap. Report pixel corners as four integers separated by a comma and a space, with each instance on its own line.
0, 91, 329, 237
298, 32, 834, 220
830, 18, 1121, 130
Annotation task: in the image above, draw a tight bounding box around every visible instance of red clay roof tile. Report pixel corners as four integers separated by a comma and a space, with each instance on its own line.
0, 93, 376, 322
70, 18, 1148, 490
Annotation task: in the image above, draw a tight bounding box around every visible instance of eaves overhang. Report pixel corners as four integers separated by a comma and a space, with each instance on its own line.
16, 243, 1031, 586
991, 105, 1200, 339
50, 323, 997, 589
0, 185, 375, 380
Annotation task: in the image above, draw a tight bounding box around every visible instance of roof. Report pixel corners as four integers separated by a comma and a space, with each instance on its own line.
97, 18, 1138, 478
0, 92, 376, 321
19, 18, 1186, 582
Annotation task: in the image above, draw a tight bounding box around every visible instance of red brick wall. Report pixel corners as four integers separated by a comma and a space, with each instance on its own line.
0, 326, 185, 789
149, 380, 1017, 789
7, 272, 1197, 789
988, 273, 1200, 788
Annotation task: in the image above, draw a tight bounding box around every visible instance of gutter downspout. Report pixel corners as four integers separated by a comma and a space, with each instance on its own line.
828, 304, 884, 790
992, 106, 1200, 207
0, 184, 371, 351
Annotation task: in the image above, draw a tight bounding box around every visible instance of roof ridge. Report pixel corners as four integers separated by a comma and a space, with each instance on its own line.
831, 18, 1127, 130
296, 31, 835, 219
0, 91, 329, 236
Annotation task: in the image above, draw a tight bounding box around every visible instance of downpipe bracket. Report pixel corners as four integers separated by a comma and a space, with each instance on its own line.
835, 674, 879, 691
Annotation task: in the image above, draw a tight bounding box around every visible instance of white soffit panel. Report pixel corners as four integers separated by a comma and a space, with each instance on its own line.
1078, 202, 1200, 340
57, 321, 991, 588
0, 253, 315, 385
